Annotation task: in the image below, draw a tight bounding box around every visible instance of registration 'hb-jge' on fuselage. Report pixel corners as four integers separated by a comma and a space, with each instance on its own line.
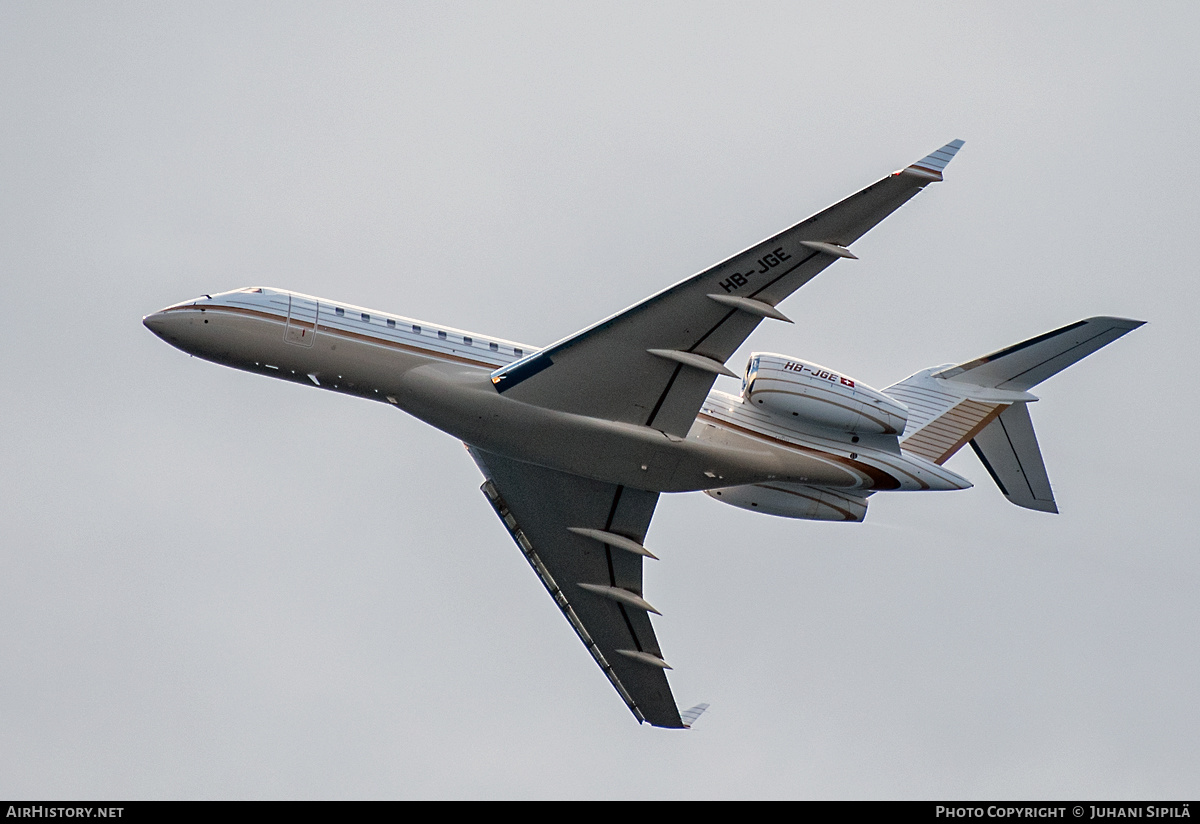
144, 141, 1143, 729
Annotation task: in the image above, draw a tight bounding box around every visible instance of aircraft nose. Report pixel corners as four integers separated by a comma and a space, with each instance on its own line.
143, 307, 191, 345
143, 299, 217, 355
142, 310, 169, 337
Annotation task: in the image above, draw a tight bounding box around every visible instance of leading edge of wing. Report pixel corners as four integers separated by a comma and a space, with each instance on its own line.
490, 140, 965, 392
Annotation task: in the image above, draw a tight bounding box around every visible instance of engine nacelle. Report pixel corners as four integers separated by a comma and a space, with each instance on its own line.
705, 483, 868, 521
743, 354, 908, 436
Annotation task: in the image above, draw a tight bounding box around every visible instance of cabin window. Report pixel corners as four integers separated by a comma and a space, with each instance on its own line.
335, 307, 344, 317
361, 313, 370, 322
412, 325, 421, 334
463, 337, 472, 346
386, 319, 395, 328
437, 331, 447, 340
514, 348, 523, 356
489, 342, 499, 352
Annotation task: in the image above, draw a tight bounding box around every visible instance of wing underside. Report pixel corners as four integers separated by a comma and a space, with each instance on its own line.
466, 143, 967, 726
491, 141, 966, 437
469, 447, 686, 728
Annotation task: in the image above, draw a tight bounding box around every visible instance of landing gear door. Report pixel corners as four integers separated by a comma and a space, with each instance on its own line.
285, 294, 319, 347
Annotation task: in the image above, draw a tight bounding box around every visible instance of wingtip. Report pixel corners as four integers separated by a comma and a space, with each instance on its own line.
903, 139, 966, 181
1080, 316, 1147, 331
680, 702, 710, 728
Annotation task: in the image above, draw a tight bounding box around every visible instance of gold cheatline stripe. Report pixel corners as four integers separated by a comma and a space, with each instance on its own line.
696, 413, 907, 491
755, 484, 863, 521
932, 403, 1005, 465
714, 409, 933, 490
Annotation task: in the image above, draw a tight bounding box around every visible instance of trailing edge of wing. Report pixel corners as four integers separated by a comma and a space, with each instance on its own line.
470, 447, 687, 729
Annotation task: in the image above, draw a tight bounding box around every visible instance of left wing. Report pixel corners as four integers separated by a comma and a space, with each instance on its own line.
469, 447, 688, 728
490, 140, 965, 437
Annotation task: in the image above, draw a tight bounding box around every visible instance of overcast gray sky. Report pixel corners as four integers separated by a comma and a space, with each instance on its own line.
3, 1, 1197, 799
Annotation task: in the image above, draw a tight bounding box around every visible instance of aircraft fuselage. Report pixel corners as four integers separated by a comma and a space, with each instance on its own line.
144, 287, 968, 496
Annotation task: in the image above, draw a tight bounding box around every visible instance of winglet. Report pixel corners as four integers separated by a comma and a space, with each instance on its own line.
901, 139, 965, 181
680, 703, 710, 728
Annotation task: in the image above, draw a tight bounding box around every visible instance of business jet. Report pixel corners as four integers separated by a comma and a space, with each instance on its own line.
144, 141, 1142, 728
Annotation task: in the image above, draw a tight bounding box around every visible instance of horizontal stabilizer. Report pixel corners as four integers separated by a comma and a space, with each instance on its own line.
935, 317, 1144, 391
888, 316, 1143, 486
969, 404, 1057, 513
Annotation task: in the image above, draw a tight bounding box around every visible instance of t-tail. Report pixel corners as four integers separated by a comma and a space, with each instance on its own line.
884, 317, 1145, 512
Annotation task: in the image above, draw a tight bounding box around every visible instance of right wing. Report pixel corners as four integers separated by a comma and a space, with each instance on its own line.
469, 447, 688, 728
490, 141, 965, 437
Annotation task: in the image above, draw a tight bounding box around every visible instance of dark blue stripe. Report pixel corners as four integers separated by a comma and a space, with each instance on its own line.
492, 354, 553, 392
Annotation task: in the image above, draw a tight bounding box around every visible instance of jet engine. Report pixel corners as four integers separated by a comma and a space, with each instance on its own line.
743, 354, 908, 436
705, 483, 868, 521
